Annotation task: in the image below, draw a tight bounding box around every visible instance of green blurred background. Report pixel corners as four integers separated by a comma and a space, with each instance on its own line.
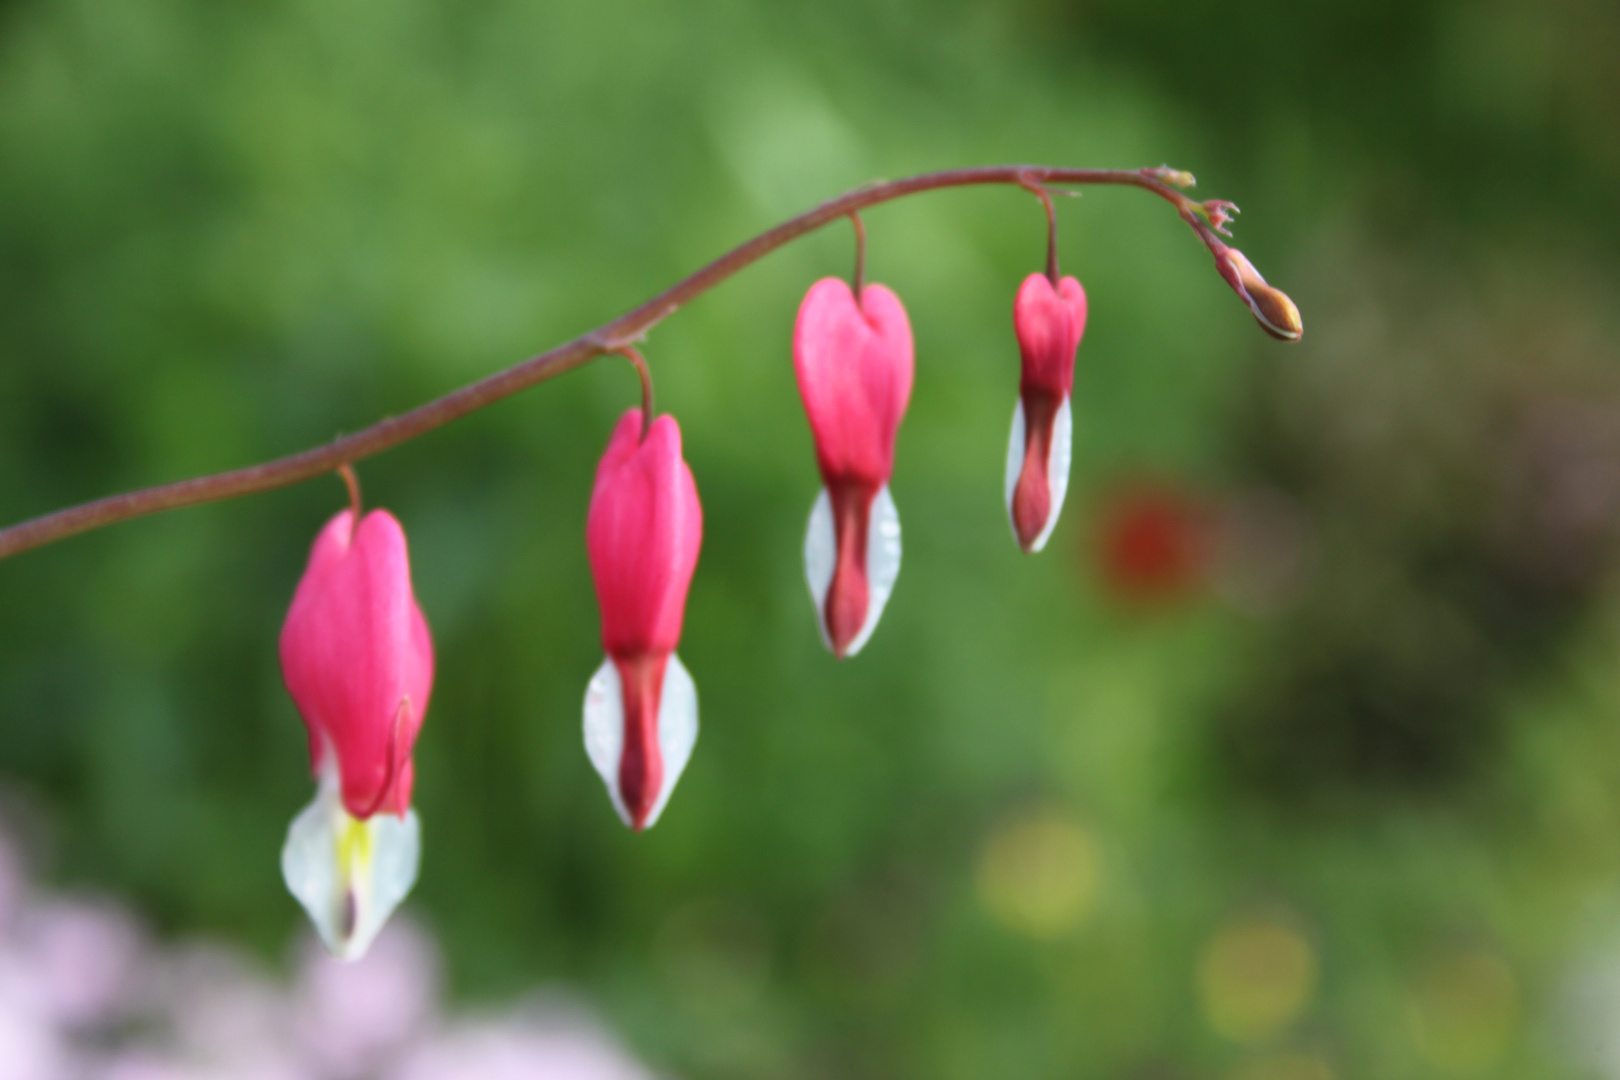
3, 0, 1620, 1076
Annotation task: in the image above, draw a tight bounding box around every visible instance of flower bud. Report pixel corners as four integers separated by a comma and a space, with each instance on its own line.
584, 408, 703, 831
1007, 272, 1087, 553
1214, 248, 1303, 342
793, 277, 914, 658
279, 508, 433, 960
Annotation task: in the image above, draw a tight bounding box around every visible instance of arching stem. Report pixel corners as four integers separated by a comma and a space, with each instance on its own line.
0, 165, 1291, 562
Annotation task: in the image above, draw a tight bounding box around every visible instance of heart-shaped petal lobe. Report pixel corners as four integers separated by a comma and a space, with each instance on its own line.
794, 278, 914, 486
587, 410, 703, 658
280, 509, 433, 819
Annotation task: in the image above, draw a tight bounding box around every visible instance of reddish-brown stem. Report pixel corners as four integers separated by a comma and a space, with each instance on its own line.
338, 464, 362, 519
1019, 175, 1061, 284
615, 345, 655, 440
0, 166, 1231, 562
849, 211, 867, 297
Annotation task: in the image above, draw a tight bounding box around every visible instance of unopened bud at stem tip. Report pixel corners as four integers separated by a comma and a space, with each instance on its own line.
1216, 248, 1303, 342
1250, 283, 1304, 341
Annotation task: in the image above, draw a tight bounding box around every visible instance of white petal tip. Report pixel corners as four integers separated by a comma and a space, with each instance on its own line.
583, 653, 699, 830
1004, 397, 1072, 555
282, 779, 420, 962
803, 487, 836, 652
802, 484, 901, 658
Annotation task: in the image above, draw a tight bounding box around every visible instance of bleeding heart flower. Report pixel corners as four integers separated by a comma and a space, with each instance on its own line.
279, 507, 433, 961
584, 408, 703, 831
794, 277, 914, 658
1006, 272, 1087, 553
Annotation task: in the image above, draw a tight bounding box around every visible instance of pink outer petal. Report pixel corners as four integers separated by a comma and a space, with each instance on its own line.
280, 509, 434, 820
793, 278, 914, 486
587, 410, 703, 658
1013, 272, 1086, 398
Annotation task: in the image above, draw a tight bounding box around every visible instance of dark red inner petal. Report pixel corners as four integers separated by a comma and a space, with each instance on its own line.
825, 480, 877, 657
613, 652, 669, 830
1012, 391, 1059, 551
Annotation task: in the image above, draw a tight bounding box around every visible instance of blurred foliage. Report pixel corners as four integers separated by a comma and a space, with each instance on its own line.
2, 0, 1620, 1077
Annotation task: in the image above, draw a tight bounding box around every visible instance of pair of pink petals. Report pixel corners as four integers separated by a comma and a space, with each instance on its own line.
280, 509, 434, 961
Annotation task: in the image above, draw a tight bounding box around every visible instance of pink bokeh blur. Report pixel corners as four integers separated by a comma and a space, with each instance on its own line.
0, 825, 662, 1080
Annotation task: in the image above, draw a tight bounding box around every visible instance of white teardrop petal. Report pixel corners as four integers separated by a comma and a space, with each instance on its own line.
1002, 397, 1073, 554
641, 652, 698, 830
1004, 397, 1026, 530
352, 811, 420, 960
1030, 397, 1072, 554
581, 654, 700, 830
583, 657, 630, 827
843, 483, 901, 658
282, 771, 420, 963
802, 486, 836, 651
281, 779, 341, 944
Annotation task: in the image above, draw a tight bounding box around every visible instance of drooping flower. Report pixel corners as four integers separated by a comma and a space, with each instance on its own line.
279, 507, 433, 961
794, 277, 914, 658
1006, 271, 1087, 553
584, 408, 703, 831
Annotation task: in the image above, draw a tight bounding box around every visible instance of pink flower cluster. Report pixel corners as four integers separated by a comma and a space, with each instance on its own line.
0, 825, 658, 1080
274, 267, 1090, 957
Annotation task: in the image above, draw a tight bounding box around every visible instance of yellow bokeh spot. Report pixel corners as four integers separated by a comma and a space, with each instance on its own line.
975, 810, 1099, 940
1407, 949, 1519, 1074
1198, 918, 1317, 1044
1231, 1051, 1335, 1080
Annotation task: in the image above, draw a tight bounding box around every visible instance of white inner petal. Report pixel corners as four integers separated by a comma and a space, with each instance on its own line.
844, 483, 901, 658
1004, 398, 1026, 534
282, 766, 421, 963
583, 657, 629, 827
802, 486, 835, 652
803, 484, 902, 657
1031, 397, 1072, 554
644, 652, 698, 830
1002, 397, 1073, 554
582, 653, 700, 830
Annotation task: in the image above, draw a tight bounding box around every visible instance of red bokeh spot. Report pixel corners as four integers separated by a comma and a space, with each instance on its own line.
1093, 481, 1212, 605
